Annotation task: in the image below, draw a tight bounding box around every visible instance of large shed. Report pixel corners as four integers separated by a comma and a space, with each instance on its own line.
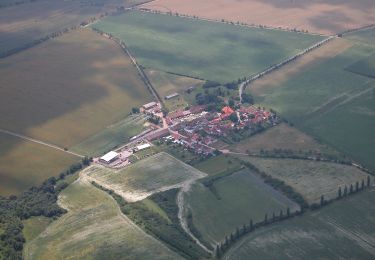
99, 151, 119, 164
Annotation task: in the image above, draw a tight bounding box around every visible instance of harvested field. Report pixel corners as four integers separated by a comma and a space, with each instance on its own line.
186, 169, 299, 244
85, 152, 206, 202
141, 0, 375, 35
71, 114, 149, 157
0, 133, 79, 196
0, 0, 147, 56
92, 10, 323, 83
224, 189, 375, 260
24, 177, 181, 260
240, 157, 369, 204
229, 123, 336, 155
0, 29, 152, 148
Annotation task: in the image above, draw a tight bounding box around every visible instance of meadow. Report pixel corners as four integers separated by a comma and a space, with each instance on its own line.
71, 114, 149, 157
0, 133, 79, 196
24, 178, 181, 260
240, 157, 369, 204
85, 152, 206, 202
141, 0, 375, 35
224, 189, 375, 259
0, 29, 152, 148
192, 154, 243, 176
186, 169, 299, 244
92, 10, 323, 83
249, 31, 375, 171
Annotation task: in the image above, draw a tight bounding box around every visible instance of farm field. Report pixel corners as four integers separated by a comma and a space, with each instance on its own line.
92, 10, 324, 83
224, 189, 375, 260
141, 0, 375, 35
249, 31, 375, 171
22, 216, 52, 243
192, 154, 243, 176
0, 133, 79, 196
71, 114, 149, 157
228, 123, 337, 155
186, 169, 299, 244
240, 157, 369, 204
24, 177, 181, 260
0, 29, 152, 148
85, 152, 206, 202
145, 69, 203, 111
0, 0, 147, 56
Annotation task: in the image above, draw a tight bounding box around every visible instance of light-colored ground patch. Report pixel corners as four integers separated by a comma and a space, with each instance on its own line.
84, 152, 207, 202
240, 157, 369, 204
142, 0, 375, 35
24, 176, 182, 260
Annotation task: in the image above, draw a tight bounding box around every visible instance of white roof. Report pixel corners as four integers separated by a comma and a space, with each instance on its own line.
100, 151, 119, 162
143, 102, 157, 109
136, 143, 151, 150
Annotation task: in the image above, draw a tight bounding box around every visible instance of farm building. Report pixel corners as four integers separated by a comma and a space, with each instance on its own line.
99, 151, 119, 164
136, 143, 151, 151
146, 128, 170, 141
142, 101, 157, 110
165, 93, 179, 100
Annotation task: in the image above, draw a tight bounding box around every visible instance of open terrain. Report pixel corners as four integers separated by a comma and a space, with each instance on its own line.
0, 133, 79, 196
0, 0, 148, 56
0, 29, 152, 148
92, 10, 323, 83
84, 152, 207, 202
224, 189, 375, 259
249, 29, 375, 171
240, 157, 369, 204
24, 177, 181, 260
186, 169, 299, 244
141, 0, 375, 35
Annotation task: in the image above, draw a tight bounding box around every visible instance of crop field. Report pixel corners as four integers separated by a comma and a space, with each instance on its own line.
249, 32, 375, 171
228, 123, 336, 155
84, 152, 206, 202
240, 157, 369, 204
0, 0, 148, 56
146, 69, 203, 110
186, 169, 299, 244
0, 133, 79, 196
0, 29, 152, 148
92, 10, 323, 83
24, 178, 181, 260
224, 189, 375, 260
346, 52, 375, 78
192, 154, 243, 176
71, 114, 149, 157
141, 0, 375, 35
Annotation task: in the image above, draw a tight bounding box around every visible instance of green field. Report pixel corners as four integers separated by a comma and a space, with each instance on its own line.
71, 114, 149, 157
186, 169, 299, 244
192, 154, 243, 176
240, 157, 369, 204
346, 52, 375, 78
92, 10, 323, 83
24, 178, 181, 260
250, 32, 375, 171
0, 133, 79, 196
85, 152, 206, 202
0, 29, 152, 148
224, 189, 375, 260
22, 216, 52, 243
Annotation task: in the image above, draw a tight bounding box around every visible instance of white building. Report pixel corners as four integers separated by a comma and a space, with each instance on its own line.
135, 143, 151, 151
99, 151, 119, 164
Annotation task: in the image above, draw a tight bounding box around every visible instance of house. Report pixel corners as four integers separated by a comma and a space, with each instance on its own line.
99, 151, 119, 164
142, 102, 157, 110
165, 93, 179, 100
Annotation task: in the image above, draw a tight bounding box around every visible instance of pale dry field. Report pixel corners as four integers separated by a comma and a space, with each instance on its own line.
141, 0, 375, 35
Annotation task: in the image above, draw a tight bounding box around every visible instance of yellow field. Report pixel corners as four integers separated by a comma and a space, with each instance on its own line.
0, 29, 152, 148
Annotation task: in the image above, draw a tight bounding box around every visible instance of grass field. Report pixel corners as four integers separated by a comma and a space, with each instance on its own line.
228, 123, 337, 155
92, 10, 323, 83
0, 0, 147, 56
22, 216, 52, 243
0, 133, 79, 196
24, 178, 181, 260
71, 114, 149, 157
240, 157, 369, 204
224, 189, 375, 260
249, 32, 375, 171
192, 154, 243, 176
0, 29, 152, 148
186, 169, 299, 244
145, 69, 203, 111
85, 152, 206, 202
141, 0, 375, 35
346, 52, 375, 78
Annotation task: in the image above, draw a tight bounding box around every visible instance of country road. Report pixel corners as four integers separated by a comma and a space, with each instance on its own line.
0, 128, 84, 158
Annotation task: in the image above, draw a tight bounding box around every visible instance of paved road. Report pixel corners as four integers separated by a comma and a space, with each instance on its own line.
0, 128, 84, 158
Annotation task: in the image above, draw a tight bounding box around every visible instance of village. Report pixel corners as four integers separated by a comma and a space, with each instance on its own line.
96, 98, 278, 168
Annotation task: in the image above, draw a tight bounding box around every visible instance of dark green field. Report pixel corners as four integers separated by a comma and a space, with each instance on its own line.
92, 10, 323, 83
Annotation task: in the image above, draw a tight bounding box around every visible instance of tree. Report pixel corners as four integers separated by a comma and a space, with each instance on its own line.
350, 184, 353, 194
320, 195, 325, 207
287, 207, 290, 218
131, 107, 140, 114
272, 212, 276, 222
215, 244, 221, 258
338, 186, 342, 198
361, 180, 365, 190
264, 213, 268, 224
355, 181, 359, 192
367, 176, 371, 187
279, 209, 284, 219
228, 99, 235, 108
242, 224, 247, 235
249, 219, 253, 230
229, 112, 239, 123
235, 227, 240, 239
